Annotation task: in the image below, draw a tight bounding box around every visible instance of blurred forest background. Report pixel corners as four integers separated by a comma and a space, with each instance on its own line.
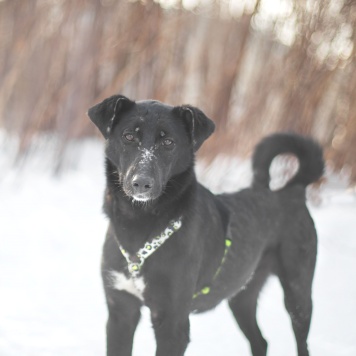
0, 0, 355, 183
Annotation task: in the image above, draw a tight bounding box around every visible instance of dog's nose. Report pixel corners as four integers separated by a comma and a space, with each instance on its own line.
132, 175, 154, 194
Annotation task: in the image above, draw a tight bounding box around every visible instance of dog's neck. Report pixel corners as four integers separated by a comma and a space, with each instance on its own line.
104, 158, 197, 252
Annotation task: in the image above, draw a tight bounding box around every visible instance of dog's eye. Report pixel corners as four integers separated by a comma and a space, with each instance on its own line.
162, 138, 173, 146
124, 133, 135, 142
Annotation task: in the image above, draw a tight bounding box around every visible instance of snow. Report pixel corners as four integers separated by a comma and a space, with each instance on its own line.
139, 148, 156, 164
1, 138, 355, 356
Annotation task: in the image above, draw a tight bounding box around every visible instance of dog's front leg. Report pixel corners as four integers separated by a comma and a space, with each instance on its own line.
151, 309, 190, 356
146, 250, 199, 355
105, 290, 142, 356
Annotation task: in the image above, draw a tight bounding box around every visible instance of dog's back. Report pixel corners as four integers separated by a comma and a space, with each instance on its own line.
192, 133, 323, 307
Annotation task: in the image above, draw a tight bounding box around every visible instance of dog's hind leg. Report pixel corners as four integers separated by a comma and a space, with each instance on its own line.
228, 257, 272, 356
276, 227, 317, 356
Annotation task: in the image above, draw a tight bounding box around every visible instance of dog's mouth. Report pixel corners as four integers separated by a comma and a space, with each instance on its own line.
126, 189, 163, 204
131, 193, 153, 202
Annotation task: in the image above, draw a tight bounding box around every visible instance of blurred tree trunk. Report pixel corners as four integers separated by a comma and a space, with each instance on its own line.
0, 0, 355, 183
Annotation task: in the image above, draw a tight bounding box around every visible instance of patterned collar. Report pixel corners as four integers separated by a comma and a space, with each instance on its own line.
118, 218, 183, 277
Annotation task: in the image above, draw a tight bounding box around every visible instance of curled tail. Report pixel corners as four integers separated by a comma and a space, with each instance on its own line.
252, 133, 324, 189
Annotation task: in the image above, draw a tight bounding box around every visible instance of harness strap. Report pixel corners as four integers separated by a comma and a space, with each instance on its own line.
118, 216, 231, 299
119, 218, 183, 277
193, 238, 232, 299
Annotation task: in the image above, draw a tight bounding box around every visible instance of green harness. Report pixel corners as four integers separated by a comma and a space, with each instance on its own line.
193, 238, 232, 299
118, 218, 232, 299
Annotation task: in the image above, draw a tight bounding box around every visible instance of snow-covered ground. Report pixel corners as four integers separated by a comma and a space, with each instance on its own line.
1, 138, 355, 356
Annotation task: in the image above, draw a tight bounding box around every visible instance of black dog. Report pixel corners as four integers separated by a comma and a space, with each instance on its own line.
88, 95, 324, 356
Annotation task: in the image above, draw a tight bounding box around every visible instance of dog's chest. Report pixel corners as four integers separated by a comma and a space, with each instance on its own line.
109, 270, 146, 301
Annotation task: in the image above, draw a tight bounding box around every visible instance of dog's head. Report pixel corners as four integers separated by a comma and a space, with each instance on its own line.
88, 94, 215, 202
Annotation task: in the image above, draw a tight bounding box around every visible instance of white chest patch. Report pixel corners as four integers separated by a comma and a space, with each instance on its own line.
109, 270, 146, 301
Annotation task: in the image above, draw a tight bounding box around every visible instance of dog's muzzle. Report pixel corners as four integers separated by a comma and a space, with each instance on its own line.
123, 167, 163, 202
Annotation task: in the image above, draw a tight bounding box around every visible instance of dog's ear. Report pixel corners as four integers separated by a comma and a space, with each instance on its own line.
87, 95, 135, 139
173, 105, 215, 151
